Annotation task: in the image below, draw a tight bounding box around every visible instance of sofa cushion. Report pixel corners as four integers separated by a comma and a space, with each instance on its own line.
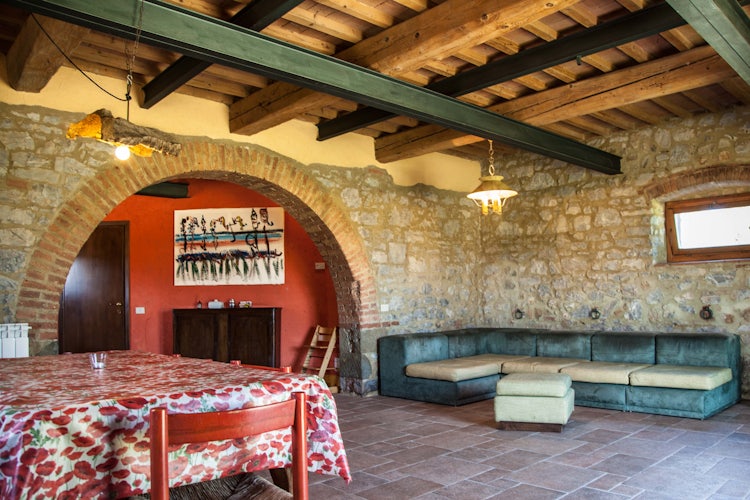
591, 332, 656, 364
502, 357, 587, 374
496, 373, 572, 397
629, 365, 732, 390
561, 361, 652, 384
536, 331, 592, 359
406, 354, 527, 382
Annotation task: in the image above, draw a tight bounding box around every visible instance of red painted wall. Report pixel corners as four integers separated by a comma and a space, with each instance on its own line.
104, 179, 338, 369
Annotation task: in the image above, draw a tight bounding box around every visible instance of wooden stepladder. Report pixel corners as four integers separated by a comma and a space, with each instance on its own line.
301, 325, 338, 393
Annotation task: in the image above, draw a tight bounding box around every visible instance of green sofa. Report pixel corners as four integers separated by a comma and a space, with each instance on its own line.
378, 328, 741, 419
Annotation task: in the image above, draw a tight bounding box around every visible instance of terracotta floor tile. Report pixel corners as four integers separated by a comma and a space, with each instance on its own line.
382, 444, 449, 465
585, 472, 628, 491
623, 466, 727, 498
561, 487, 631, 499
356, 477, 443, 499
330, 395, 750, 499
396, 455, 494, 486
577, 428, 631, 444
488, 483, 563, 499
589, 453, 657, 476
429, 478, 508, 499
504, 461, 604, 492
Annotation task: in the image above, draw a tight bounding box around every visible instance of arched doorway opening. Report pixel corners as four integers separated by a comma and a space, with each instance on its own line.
16, 142, 379, 393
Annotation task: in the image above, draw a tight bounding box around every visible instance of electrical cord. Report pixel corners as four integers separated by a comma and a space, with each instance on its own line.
29, 12, 138, 103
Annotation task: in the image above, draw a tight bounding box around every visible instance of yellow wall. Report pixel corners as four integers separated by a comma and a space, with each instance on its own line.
0, 55, 479, 192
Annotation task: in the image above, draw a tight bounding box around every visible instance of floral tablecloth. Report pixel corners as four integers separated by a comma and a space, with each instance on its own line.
0, 351, 350, 499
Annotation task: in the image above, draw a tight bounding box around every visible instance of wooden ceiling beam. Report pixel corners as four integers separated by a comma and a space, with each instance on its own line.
374, 45, 734, 163
6, 13, 88, 91
317, 1, 689, 141
140, 0, 303, 109
7, 0, 621, 173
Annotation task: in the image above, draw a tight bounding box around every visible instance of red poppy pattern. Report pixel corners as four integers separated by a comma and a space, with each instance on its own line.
0, 351, 350, 499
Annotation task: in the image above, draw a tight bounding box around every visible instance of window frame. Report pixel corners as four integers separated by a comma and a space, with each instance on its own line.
665, 192, 750, 264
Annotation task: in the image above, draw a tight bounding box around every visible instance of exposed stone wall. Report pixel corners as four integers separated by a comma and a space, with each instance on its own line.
1, 101, 748, 398
479, 108, 750, 397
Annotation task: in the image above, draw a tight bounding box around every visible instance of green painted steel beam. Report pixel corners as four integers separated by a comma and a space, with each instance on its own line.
141, 0, 304, 109
4, 0, 621, 174
666, 0, 750, 83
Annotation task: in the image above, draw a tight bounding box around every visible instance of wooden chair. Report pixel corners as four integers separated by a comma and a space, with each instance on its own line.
230, 360, 292, 373
149, 392, 309, 500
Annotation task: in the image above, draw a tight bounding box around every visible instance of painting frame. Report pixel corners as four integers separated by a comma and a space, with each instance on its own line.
174, 207, 285, 286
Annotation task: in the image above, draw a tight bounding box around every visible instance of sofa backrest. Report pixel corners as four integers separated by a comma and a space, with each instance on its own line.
536, 331, 592, 359
592, 332, 656, 363
485, 329, 538, 356
656, 333, 740, 372
445, 328, 489, 358
378, 332, 449, 366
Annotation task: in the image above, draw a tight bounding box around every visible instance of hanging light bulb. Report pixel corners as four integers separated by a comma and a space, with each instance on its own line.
114, 144, 131, 160
467, 140, 518, 215
65, 1, 179, 161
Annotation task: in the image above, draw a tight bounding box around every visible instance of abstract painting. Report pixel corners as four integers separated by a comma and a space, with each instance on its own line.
174, 207, 284, 285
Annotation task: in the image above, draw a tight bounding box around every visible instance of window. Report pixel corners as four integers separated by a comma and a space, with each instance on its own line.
665, 192, 750, 263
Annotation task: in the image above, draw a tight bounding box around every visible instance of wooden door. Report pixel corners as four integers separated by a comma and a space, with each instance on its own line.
59, 222, 129, 353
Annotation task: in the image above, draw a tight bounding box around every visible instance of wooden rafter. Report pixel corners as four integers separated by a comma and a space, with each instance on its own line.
317, 1, 690, 141
375, 45, 734, 163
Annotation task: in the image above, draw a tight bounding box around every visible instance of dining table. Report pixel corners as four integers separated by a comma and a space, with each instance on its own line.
0, 350, 351, 499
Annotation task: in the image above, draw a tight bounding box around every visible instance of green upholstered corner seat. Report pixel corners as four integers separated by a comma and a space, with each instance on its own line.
562, 361, 652, 385
406, 354, 528, 382
502, 357, 587, 374
378, 328, 741, 417
629, 365, 732, 390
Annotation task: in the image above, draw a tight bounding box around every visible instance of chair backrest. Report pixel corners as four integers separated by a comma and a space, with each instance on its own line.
230, 360, 292, 373
149, 392, 308, 500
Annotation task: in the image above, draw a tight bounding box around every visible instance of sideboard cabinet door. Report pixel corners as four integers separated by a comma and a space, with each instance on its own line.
173, 308, 281, 366
172, 309, 223, 361
228, 308, 280, 367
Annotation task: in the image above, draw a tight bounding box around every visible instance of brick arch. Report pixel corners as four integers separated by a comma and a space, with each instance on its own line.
641, 164, 750, 201
18, 142, 379, 375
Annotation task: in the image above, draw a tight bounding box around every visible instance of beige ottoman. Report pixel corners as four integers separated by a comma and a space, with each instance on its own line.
494, 373, 574, 432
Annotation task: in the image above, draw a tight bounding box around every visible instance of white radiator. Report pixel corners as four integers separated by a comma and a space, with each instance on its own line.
0, 323, 30, 358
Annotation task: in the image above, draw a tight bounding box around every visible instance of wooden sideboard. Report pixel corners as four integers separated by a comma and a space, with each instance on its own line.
173, 308, 281, 367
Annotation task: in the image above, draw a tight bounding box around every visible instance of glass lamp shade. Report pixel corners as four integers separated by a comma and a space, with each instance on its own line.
466, 175, 518, 215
